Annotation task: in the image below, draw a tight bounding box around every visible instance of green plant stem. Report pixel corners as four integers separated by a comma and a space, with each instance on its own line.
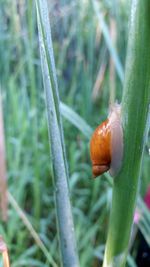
103, 1, 150, 266
35, 1, 79, 266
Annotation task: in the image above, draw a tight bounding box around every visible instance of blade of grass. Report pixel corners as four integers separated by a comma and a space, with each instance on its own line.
8, 191, 57, 267
127, 255, 137, 267
103, 1, 150, 266
35, 0, 80, 266
109, 17, 116, 105
92, 0, 124, 84
60, 102, 93, 138
0, 92, 8, 221
92, 49, 107, 101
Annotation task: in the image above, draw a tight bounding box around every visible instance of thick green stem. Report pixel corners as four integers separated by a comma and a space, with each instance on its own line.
103, 1, 150, 266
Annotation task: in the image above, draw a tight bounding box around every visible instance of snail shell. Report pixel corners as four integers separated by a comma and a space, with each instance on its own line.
90, 104, 123, 177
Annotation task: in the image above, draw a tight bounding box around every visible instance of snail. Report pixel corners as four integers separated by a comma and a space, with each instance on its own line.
90, 104, 123, 177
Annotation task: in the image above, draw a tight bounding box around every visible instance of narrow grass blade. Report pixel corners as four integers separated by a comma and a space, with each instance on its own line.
127, 255, 137, 267
8, 191, 57, 267
0, 92, 8, 221
35, 1, 79, 266
92, 49, 107, 101
92, 0, 124, 84
109, 18, 117, 105
103, 1, 150, 266
60, 102, 93, 138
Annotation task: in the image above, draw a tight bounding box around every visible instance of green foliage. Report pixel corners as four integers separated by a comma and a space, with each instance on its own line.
35, 0, 79, 266
0, 0, 150, 266
103, 1, 150, 266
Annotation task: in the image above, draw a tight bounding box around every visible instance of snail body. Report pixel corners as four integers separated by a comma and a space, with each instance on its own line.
90, 104, 123, 177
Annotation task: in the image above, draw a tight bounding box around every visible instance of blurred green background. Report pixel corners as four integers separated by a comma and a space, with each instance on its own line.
0, 0, 150, 266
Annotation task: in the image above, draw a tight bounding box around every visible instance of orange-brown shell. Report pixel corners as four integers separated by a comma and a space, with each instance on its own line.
90, 119, 111, 177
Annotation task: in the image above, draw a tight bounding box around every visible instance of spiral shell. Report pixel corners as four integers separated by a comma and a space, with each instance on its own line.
90, 104, 123, 177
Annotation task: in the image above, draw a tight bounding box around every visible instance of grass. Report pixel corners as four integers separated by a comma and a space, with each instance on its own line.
35, 0, 79, 265
103, 1, 150, 266
0, 0, 150, 266
0, 236, 10, 267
